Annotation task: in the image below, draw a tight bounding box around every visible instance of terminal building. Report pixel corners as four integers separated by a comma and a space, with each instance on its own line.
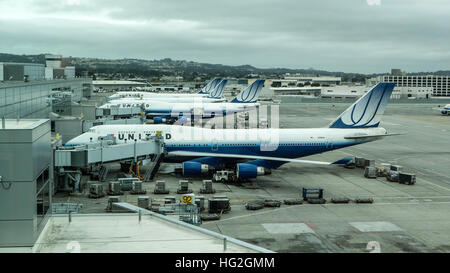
367, 70, 450, 97
44, 55, 76, 80
0, 62, 45, 82
1, 62, 268, 253
1, 59, 92, 119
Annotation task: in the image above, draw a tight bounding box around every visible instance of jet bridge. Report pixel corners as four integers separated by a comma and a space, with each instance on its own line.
54, 134, 165, 192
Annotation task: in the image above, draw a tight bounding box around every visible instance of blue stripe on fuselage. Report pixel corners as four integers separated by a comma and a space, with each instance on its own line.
165, 141, 357, 161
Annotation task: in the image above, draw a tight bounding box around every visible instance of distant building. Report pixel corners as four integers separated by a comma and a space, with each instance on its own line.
391, 69, 406, 76
321, 85, 433, 99
283, 75, 341, 86
92, 80, 148, 92
0, 62, 45, 81
160, 75, 183, 82
320, 85, 367, 99
368, 74, 450, 97
45, 54, 76, 80
245, 79, 321, 98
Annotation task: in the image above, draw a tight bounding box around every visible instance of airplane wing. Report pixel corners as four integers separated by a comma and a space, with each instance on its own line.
167, 151, 352, 166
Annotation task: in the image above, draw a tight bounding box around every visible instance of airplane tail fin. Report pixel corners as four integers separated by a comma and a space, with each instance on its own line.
329, 82, 395, 129
198, 78, 222, 94
231, 79, 265, 103
207, 79, 228, 99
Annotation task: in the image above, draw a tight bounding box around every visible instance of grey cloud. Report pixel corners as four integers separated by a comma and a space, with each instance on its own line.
0, 0, 449, 73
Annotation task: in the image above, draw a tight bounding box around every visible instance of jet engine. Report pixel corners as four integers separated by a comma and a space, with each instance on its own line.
177, 116, 191, 125
182, 161, 210, 176
236, 163, 271, 179
153, 117, 168, 124
441, 110, 448, 115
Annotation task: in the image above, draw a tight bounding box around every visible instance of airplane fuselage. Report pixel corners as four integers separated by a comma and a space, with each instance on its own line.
109, 92, 210, 100
66, 124, 387, 161
102, 100, 259, 118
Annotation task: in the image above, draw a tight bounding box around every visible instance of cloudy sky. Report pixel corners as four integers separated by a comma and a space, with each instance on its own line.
0, 0, 449, 73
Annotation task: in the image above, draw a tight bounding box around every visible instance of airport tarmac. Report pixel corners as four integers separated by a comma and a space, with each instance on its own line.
53, 102, 450, 253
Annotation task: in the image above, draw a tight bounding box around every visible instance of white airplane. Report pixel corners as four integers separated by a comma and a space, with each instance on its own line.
107, 79, 228, 105
66, 82, 398, 180
108, 78, 222, 100
101, 80, 264, 124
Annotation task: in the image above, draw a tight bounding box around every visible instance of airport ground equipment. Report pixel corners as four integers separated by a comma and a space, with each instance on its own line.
354, 198, 374, 204
107, 181, 123, 195
130, 181, 147, 194
302, 188, 324, 201
355, 157, 374, 168
105, 196, 120, 212
200, 180, 216, 194
283, 199, 304, 205
376, 166, 388, 177
331, 197, 350, 204
213, 170, 235, 182
113, 202, 202, 225
399, 173, 416, 185
386, 170, 400, 182
164, 196, 176, 204
156, 201, 201, 225
195, 196, 206, 212
54, 133, 164, 193
307, 198, 327, 204
381, 163, 391, 171
137, 196, 150, 209
149, 199, 164, 212
177, 180, 193, 194
208, 196, 231, 213
51, 203, 83, 214
89, 183, 105, 198
390, 165, 403, 172
264, 199, 281, 207
245, 201, 264, 210
364, 167, 378, 179
118, 177, 139, 191
343, 158, 356, 169
154, 180, 169, 194
200, 213, 222, 221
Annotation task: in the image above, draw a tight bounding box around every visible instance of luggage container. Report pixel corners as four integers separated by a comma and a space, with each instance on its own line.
364, 167, 377, 178
302, 188, 323, 201
399, 173, 416, 185
208, 197, 231, 213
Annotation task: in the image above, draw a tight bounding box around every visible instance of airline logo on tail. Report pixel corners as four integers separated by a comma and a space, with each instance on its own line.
329, 82, 395, 129
231, 79, 265, 103
208, 79, 228, 99
198, 78, 222, 94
